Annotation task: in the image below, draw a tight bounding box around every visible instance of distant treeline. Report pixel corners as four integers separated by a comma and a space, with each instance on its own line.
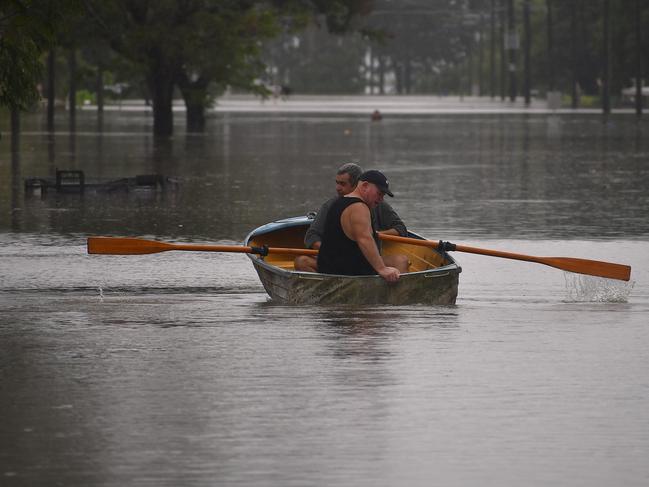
1, 0, 647, 136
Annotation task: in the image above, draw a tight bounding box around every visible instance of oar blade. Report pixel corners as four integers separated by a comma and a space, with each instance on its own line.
378, 233, 632, 282
87, 237, 172, 255
545, 257, 631, 282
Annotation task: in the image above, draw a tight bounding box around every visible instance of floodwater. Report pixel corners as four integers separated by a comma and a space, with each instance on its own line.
1, 105, 649, 486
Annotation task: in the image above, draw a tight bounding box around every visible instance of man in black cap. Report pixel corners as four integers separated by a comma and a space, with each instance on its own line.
317, 170, 408, 281
294, 163, 407, 273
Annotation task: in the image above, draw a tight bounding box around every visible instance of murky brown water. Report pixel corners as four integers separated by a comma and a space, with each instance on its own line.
1, 108, 648, 486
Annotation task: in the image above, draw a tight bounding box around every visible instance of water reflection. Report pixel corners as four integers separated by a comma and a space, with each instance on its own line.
1, 111, 648, 240
317, 308, 399, 361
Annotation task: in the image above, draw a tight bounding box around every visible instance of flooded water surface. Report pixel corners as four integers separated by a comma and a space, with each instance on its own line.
1, 107, 648, 486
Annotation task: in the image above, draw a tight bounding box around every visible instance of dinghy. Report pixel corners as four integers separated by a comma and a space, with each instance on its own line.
244, 216, 462, 305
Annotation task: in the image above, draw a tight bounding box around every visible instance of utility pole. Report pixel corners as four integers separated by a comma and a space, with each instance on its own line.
523, 0, 531, 106
490, 0, 496, 98
602, 0, 611, 116
500, 0, 506, 101
478, 13, 484, 97
546, 0, 555, 92
507, 0, 517, 102
570, 0, 579, 109
635, 0, 643, 118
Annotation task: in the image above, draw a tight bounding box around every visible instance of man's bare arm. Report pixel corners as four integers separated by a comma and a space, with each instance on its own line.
343, 203, 400, 282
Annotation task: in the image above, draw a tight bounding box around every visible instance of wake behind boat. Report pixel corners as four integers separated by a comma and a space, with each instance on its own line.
244, 216, 462, 305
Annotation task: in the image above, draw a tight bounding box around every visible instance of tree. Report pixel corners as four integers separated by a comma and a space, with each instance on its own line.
0, 1, 65, 112
86, 0, 374, 136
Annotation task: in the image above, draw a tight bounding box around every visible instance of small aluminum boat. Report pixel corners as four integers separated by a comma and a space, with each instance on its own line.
244, 216, 461, 305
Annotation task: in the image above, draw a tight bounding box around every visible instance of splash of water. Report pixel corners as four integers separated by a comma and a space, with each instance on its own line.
98, 286, 104, 301
563, 273, 634, 303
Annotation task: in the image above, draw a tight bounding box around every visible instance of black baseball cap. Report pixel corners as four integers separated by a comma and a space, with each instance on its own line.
359, 170, 394, 197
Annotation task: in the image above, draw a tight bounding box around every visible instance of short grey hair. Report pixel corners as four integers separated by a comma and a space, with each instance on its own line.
337, 162, 363, 186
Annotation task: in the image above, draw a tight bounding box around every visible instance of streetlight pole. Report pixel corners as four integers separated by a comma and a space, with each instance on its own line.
507, 0, 517, 102
602, 0, 611, 116
635, 0, 643, 118
523, 0, 531, 106
490, 0, 496, 98
500, 0, 506, 101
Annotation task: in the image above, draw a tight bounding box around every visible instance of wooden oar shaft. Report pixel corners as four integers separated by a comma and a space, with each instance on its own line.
378, 233, 631, 281
87, 237, 318, 256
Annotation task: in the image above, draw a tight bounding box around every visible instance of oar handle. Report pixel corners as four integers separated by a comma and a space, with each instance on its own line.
165, 243, 318, 256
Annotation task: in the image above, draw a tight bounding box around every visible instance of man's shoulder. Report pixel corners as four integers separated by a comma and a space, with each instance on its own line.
318, 195, 339, 211
377, 201, 395, 211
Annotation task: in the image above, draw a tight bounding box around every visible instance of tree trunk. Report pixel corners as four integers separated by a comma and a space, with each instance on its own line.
11, 108, 20, 152
47, 49, 55, 131
178, 74, 209, 133
68, 49, 77, 130
186, 103, 206, 132
96, 63, 104, 115
148, 70, 175, 137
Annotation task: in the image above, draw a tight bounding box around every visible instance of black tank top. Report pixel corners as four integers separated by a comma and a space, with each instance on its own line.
317, 197, 377, 276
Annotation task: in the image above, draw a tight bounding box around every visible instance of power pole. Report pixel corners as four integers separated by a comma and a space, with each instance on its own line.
490, 0, 496, 98
570, 0, 579, 109
507, 0, 517, 102
523, 0, 531, 106
602, 0, 611, 116
500, 0, 506, 101
635, 0, 643, 118
479, 13, 485, 97
546, 0, 555, 92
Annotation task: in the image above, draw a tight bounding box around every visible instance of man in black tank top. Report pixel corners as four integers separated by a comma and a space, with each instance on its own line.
294, 162, 407, 273
318, 170, 406, 282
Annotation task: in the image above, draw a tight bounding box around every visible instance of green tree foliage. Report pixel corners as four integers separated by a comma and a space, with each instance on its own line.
85, 0, 373, 135
0, 0, 67, 111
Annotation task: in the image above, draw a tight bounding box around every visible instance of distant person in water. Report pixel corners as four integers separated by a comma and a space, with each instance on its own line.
317, 170, 407, 281
294, 163, 408, 274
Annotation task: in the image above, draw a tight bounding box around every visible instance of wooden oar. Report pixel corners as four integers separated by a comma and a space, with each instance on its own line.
87, 237, 318, 256
378, 234, 631, 281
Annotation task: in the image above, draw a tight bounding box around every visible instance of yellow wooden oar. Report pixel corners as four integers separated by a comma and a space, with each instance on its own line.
87, 237, 318, 257
378, 234, 631, 281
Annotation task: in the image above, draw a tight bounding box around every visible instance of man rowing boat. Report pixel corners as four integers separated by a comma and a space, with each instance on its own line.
317, 170, 408, 282
294, 163, 407, 273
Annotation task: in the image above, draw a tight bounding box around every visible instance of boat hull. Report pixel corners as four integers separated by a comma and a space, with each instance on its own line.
245, 216, 461, 305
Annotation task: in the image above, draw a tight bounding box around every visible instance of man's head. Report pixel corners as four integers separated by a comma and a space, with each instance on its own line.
335, 162, 363, 196
357, 170, 394, 208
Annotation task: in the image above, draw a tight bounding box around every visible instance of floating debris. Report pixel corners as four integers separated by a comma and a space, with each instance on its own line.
24, 169, 178, 196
